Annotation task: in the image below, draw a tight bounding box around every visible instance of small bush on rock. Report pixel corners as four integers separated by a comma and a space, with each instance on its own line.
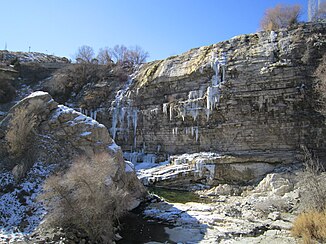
40, 153, 130, 243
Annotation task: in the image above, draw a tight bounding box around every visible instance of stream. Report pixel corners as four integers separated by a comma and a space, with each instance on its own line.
117, 188, 206, 244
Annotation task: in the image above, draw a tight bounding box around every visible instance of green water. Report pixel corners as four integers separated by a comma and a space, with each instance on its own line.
148, 187, 207, 203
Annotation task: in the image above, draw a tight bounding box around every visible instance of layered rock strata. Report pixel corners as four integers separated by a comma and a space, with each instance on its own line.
97, 23, 326, 183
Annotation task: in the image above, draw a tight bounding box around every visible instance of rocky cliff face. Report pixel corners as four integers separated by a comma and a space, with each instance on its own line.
98, 23, 325, 167
85, 22, 324, 184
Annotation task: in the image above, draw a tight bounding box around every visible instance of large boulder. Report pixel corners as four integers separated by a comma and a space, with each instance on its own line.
0, 91, 145, 201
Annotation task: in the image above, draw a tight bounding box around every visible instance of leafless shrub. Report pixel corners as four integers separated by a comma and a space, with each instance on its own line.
40, 153, 130, 243
299, 146, 326, 212
260, 4, 301, 31
5, 106, 38, 157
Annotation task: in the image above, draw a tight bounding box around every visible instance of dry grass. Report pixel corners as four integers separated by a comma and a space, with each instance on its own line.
292, 210, 326, 243
6, 106, 37, 157
40, 153, 130, 243
299, 146, 326, 212
292, 146, 326, 243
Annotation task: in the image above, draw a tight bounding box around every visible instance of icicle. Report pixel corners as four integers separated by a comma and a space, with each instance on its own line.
127, 108, 131, 129
163, 103, 168, 116
110, 108, 118, 140
94, 110, 97, 120
169, 104, 173, 121
132, 109, 138, 149
206, 108, 211, 121
195, 127, 199, 142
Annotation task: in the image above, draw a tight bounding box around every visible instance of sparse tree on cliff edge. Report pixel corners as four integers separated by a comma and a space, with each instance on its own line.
75, 45, 95, 63
97, 47, 113, 65
109, 45, 149, 66
260, 4, 301, 31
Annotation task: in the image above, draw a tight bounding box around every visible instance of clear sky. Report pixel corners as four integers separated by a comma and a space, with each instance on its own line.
1, 0, 309, 61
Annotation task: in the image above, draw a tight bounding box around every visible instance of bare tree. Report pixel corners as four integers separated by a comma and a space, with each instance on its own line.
109, 45, 128, 65
97, 47, 113, 65
109, 45, 149, 66
75, 45, 95, 63
260, 4, 301, 31
127, 45, 149, 65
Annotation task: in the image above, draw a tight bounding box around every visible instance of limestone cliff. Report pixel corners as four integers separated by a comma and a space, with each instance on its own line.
104, 23, 326, 162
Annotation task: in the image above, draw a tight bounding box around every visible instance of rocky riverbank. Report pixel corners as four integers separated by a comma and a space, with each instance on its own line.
119, 163, 303, 243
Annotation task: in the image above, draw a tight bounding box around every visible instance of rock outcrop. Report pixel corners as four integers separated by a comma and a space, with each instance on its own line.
0, 91, 145, 235
0, 50, 70, 64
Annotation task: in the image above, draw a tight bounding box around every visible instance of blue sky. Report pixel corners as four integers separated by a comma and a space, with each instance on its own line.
1, 0, 309, 61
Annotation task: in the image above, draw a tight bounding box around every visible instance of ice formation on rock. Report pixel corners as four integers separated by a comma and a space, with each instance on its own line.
206, 52, 227, 120
110, 77, 139, 149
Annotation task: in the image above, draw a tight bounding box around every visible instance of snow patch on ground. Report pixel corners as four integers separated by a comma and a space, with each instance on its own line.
0, 162, 55, 242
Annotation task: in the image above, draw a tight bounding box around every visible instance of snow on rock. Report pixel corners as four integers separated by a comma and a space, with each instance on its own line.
125, 161, 135, 173
0, 51, 69, 63
51, 105, 105, 128
80, 131, 92, 137
25, 91, 49, 99
135, 152, 280, 187
108, 142, 121, 152
49, 104, 110, 145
